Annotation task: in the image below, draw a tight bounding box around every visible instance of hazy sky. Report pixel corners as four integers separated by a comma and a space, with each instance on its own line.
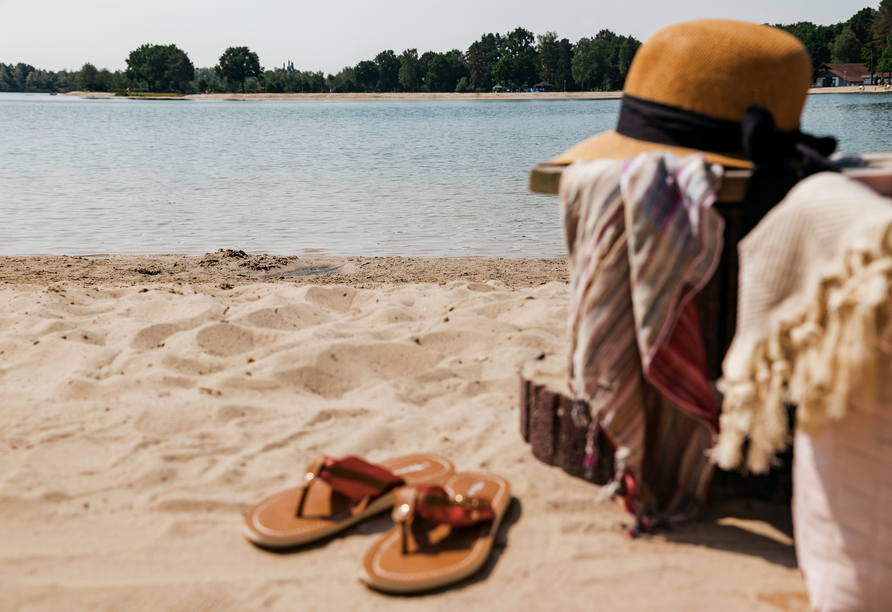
0, 0, 873, 73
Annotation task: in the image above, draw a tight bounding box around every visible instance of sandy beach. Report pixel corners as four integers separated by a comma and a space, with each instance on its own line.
808, 84, 892, 95
0, 254, 807, 611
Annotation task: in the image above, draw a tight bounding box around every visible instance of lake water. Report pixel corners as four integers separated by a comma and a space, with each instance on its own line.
1, 92, 889, 258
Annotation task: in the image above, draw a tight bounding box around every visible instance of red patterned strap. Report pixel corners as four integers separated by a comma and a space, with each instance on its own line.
296, 455, 405, 517
318, 456, 406, 501
401, 485, 494, 527
391, 485, 494, 555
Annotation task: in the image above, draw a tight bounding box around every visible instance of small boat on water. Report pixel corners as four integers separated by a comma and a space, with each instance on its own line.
49, 92, 57, 96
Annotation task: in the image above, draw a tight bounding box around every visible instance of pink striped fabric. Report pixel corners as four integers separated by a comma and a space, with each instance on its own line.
561, 152, 722, 529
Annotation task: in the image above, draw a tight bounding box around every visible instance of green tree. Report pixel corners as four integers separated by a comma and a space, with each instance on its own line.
327, 66, 356, 93
492, 27, 538, 86
424, 50, 468, 92
165, 47, 194, 92
874, 0, 892, 56
375, 50, 400, 92
842, 7, 879, 77
216, 46, 262, 93
0, 62, 79, 92
848, 7, 876, 46
25, 69, 53, 91
537, 31, 560, 86
466, 33, 502, 91
126, 44, 170, 91
556, 38, 575, 91
772, 22, 841, 65
419, 50, 438, 91
9, 63, 36, 90
354, 60, 379, 92
126, 44, 194, 91
398, 49, 423, 92
572, 32, 617, 91
863, 45, 877, 72
305, 71, 326, 93
831, 27, 864, 63
616, 36, 641, 85
77, 62, 103, 91
572, 37, 596, 91
878, 32, 892, 72
0, 64, 13, 91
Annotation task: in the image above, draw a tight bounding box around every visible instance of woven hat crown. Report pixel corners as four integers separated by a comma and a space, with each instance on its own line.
625, 19, 812, 131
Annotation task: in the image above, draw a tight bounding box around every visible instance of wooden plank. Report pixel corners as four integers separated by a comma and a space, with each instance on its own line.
528, 163, 564, 195
530, 162, 750, 201
530, 153, 892, 199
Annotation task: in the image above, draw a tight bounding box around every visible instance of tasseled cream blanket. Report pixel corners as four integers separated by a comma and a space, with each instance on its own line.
713, 172, 892, 473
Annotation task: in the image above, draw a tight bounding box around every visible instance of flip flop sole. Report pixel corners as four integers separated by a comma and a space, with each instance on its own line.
359, 473, 511, 593
243, 491, 395, 548
243, 454, 454, 549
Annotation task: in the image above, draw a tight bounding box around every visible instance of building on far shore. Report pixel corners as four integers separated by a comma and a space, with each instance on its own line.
812, 63, 866, 87
491, 83, 554, 93
861, 71, 892, 85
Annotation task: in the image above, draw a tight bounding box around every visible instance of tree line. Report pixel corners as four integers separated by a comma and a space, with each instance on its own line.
774, 1, 892, 72
0, 45, 263, 94
0, 28, 641, 94
0, 64, 77, 92
295, 29, 641, 94
4, 4, 892, 95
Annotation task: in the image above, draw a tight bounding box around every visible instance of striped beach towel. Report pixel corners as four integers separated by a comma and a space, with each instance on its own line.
561, 152, 722, 528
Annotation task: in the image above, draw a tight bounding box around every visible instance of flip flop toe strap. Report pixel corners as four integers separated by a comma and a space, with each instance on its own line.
391, 485, 494, 554
296, 455, 406, 517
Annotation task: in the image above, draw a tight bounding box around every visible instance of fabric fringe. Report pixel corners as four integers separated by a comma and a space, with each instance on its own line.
714, 223, 892, 473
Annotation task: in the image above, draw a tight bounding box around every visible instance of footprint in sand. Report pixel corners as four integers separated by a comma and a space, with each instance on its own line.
233, 303, 330, 331
277, 342, 441, 398
214, 404, 261, 424
134, 407, 205, 436
302, 286, 356, 312
195, 323, 272, 357
131, 323, 184, 350
26, 439, 109, 484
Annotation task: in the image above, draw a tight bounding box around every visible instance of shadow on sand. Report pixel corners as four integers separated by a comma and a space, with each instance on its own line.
652, 498, 798, 569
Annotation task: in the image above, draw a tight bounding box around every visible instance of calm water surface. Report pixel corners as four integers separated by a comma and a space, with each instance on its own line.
0, 92, 888, 257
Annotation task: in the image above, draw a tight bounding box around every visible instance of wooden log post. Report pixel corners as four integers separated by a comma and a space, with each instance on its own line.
520, 359, 614, 485
520, 357, 795, 501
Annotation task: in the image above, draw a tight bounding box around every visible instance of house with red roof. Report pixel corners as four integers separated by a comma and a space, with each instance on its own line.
812, 63, 867, 87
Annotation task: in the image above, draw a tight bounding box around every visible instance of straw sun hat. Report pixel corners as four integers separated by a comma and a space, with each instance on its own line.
553, 19, 832, 170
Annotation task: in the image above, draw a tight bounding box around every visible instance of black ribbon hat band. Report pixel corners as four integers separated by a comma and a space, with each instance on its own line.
616, 94, 840, 234
616, 94, 745, 154
616, 94, 838, 161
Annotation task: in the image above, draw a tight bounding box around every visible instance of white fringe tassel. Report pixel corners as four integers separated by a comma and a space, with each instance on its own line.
714, 226, 892, 473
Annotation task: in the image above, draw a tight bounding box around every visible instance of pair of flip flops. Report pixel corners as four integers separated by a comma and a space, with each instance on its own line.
242, 453, 511, 594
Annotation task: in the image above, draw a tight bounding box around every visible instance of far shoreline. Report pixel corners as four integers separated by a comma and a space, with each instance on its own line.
64, 91, 623, 102
60, 85, 889, 101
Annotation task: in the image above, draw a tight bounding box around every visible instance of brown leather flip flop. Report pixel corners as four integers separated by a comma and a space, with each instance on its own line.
359, 473, 511, 593
243, 453, 455, 548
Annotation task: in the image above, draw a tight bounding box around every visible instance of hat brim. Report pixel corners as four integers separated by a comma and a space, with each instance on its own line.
551, 130, 753, 169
